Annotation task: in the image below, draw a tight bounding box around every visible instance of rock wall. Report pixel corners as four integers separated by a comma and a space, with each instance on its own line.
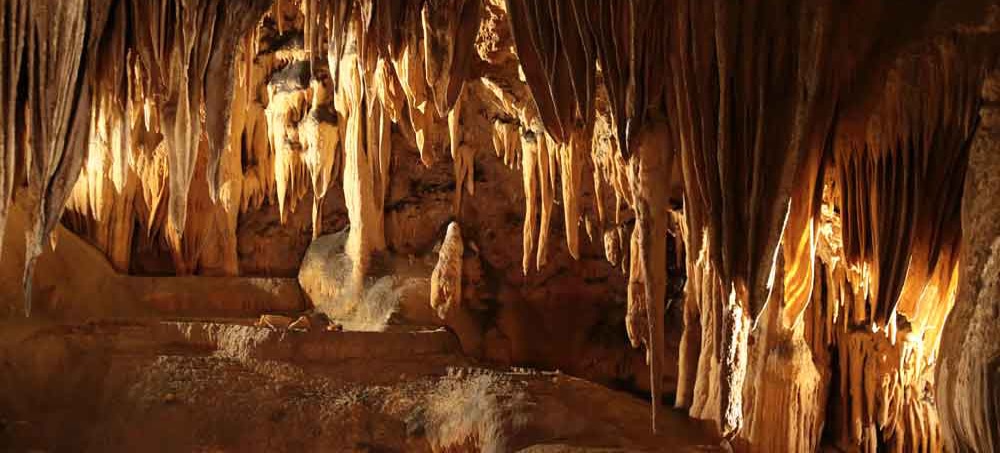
937, 71, 1000, 453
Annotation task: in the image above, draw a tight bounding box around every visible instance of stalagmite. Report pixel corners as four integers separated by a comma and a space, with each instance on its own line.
431, 221, 463, 321
430, 221, 483, 354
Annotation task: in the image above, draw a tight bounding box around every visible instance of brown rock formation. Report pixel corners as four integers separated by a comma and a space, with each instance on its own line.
1, 1, 999, 451
937, 70, 1000, 453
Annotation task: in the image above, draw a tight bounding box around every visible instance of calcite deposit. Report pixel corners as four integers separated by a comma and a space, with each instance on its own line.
1, 0, 999, 451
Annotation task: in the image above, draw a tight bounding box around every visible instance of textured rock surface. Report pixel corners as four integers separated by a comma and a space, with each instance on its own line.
298, 228, 440, 331
0, 319, 721, 452
937, 71, 1000, 453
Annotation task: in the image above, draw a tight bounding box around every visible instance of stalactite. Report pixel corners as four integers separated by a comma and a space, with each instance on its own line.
448, 87, 475, 213
237, 64, 274, 215
520, 130, 538, 276
590, 110, 631, 268
165, 1, 212, 240
661, 1, 847, 435
332, 15, 394, 294
203, 0, 272, 202
814, 165, 960, 452
936, 70, 1000, 453
128, 0, 271, 246
626, 121, 674, 431
491, 119, 520, 170
265, 70, 310, 224
557, 129, 585, 259
534, 131, 554, 271
391, 3, 440, 167
64, 89, 138, 272
674, 205, 700, 411
421, 0, 481, 117
503, 0, 595, 146
3, 3, 997, 450
686, 232, 723, 424
299, 79, 340, 239
835, 39, 983, 328
504, 0, 599, 269
217, 39, 251, 255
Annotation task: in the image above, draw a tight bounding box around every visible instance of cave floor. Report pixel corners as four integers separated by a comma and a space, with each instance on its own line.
0, 317, 721, 452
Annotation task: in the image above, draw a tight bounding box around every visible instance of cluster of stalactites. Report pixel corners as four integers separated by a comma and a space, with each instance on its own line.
59, 0, 486, 278
807, 178, 956, 453
800, 40, 986, 451
834, 38, 984, 332
62, 0, 270, 276
295, 0, 481, 286
503, 0, 993, 444
503, 0, 680, 430
503, 0, 852, 434
129, 0, 271, 240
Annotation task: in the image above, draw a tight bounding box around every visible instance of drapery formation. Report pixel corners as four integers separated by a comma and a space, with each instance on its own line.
2, 0, 998, 450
